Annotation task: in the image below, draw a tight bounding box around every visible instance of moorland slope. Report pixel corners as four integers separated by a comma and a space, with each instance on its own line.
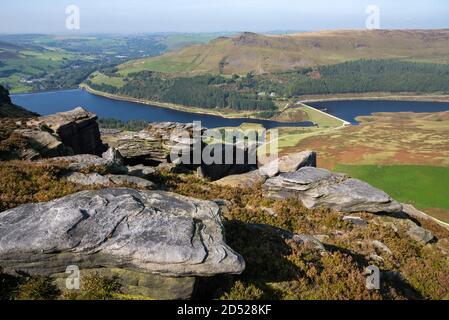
117, 29, 449, 76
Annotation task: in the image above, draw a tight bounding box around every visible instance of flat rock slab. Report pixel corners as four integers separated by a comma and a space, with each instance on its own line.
259, 151, 317, 177
264, 167, 402, 214
64, 172, 156, 190
47, 154, 127, 174
213, 170, 267, 188
0, 189, 245, 277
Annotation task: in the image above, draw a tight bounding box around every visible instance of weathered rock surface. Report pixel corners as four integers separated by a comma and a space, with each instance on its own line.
263, 167, 403, 213
213, 170, 267, 188
126, 164, 156, 178
343, 215, 368, 226
292, 234, 326, 252
27, 107, 106, 156
377, 215, 435, 245
52, 268, 196, 300
63, 172, 155, 190
102, 147, 124, 166
101, 122, 202, 167
14, 129, 71, 160
248, 224, 326, 252
404, 220, 435, 244
0, 189, 245, 277
402, 203, 449, 231
372, 240, 393, 255
64, 172, 112, 186
199, 143, 257, 181
0, 85, 38, 118
47, 154, 127, 174
259, 150, 317, 177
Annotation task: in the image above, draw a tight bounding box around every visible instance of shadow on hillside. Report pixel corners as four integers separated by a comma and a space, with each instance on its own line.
194, 220, 303, 299
325, 244, 424, 300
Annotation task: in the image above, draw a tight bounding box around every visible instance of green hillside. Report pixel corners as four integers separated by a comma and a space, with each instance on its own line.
115, 29, 449, 76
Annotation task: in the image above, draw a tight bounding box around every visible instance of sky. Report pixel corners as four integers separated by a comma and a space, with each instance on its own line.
0, 0, 448, 34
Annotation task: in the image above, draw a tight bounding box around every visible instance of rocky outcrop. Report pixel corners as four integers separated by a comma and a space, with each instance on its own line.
377, 215, 435, 245
13, 128, 72, 160
248, 224, 326, 252
404, 220, 435, 244
101, 122, 202, 167
0, 85, 38, 118
213, 169, 267, 188
27, 107, 106, 156
199, 143, 257, 181
64, 172, 112, 186
126, 164, 156, 178
0, 188, 245, 278
46, 150, 128, 174
343, 215, 368, 226
402, 204, 449, 231
263, 167, 403, 213
259, 150, 317, 177
63, 172, 156, 189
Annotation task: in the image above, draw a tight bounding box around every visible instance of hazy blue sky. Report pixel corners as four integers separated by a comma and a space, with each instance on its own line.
0, 0, 448, 34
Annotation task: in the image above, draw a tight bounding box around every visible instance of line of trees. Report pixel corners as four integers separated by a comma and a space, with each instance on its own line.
87, 59, 449, 112
87, 72, 276, 111
253, 59, 449, 96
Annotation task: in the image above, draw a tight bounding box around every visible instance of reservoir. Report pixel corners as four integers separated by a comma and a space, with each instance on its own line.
12, 89, 449, 127
308, 99, 449, 124
11, 89, 313, 129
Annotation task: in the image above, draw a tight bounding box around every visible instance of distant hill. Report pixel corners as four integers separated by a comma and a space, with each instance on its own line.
117, 29, 449, 76
0, 85, 37, 118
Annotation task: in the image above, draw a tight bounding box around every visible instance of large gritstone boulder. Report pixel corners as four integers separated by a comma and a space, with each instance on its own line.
263, 167, 402, 214
101, 122, 203, 167
26, 107, 106, 156
0, 188, 245, 299
198, 143, 258, 181
259, 151, 317, 177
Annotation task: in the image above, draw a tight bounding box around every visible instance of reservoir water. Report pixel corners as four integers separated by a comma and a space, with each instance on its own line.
11, 89, 313, 129
308, 99, 449, 124
11, 89, 449, 127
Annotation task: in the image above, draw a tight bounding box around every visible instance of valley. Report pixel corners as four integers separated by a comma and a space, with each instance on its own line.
1, 25, 449, 302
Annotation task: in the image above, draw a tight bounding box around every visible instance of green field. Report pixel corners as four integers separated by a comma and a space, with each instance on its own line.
89, 72, 126, 87
334, 164, 449, 222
